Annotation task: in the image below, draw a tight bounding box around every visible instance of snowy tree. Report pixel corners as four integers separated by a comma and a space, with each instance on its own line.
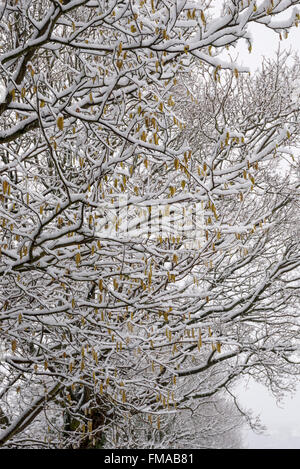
114, 391, 244, 449
0, 0, 299, 448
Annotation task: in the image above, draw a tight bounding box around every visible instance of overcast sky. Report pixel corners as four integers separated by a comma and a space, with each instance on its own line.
232, 10, 300, 450
235, 21, 299, 74
237, 379, 300, 449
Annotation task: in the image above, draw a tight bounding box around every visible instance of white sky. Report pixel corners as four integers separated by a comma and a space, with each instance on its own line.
238, 380, 300, 449
235, 22, 299, 74
232, 12, 300, 449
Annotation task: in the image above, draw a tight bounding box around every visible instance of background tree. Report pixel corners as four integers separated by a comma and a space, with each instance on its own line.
0, 0, 299, 448
115, 391, 244, 449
